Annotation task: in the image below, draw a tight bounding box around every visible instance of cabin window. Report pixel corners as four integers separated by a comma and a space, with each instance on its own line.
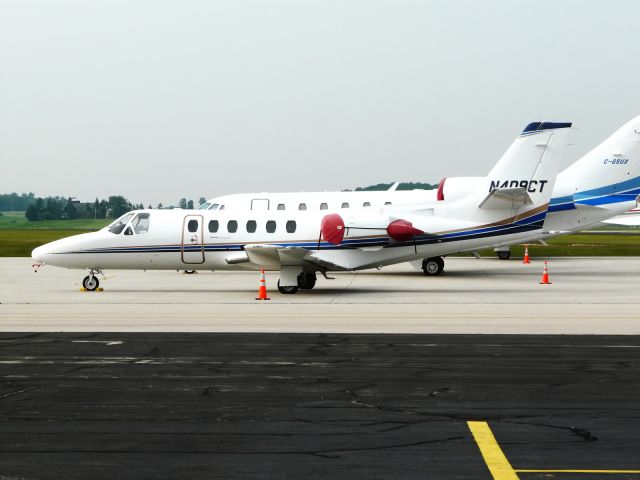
363, 202, 371, 207
385, 201, 392, 205
108, 212, 134, 235
266, 220, 276, 233
298, 203, 307, 211
132, 213, 150, 234
246, 220, 257, 233
277, 203, 285, 210
208, 220, 219, 233
227, 220, 238, 233
187, 219, 199, 232
341, 202, 349, 208
286, 220, 296, 233
320, 203, 328, 210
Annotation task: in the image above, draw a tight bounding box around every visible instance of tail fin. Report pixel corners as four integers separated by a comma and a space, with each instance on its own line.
554, 115, 640, 210
481, 122, 571, 213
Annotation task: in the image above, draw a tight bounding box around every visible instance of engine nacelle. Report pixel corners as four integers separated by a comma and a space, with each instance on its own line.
387, 219, 424, 242
321, 213, 346, 245
322, 213, 425, 245
437, 177, 485, 202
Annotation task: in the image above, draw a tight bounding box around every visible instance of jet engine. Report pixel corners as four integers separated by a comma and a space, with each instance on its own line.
320, 213, 424, 245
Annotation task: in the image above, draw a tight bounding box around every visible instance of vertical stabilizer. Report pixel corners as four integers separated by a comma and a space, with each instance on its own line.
486, 122, 572, 211
554, 115, 640, 210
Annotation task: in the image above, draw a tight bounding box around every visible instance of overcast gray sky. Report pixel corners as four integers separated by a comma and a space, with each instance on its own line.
1, 0, 639, 206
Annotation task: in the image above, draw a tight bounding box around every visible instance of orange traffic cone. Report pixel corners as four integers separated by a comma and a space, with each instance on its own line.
539, 261, 552, 284
523, 244, 531, 264
255, 268, 271, 300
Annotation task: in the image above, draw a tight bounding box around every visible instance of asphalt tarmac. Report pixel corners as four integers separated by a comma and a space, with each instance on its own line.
2, 333, 640, 479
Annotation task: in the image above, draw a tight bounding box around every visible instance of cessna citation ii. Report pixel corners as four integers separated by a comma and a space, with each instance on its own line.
32, 121, 570, 294
203, 114, 640, 264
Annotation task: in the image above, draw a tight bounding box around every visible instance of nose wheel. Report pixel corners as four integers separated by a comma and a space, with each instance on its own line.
82, 274, 100, 291
82, 269, 102, 291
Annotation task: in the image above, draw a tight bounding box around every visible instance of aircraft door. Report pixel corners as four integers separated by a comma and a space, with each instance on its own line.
181, 215, 205, 264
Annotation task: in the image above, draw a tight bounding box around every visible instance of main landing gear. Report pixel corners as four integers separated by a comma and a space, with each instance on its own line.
422, 257, 445, 276
82, 269, 102, 291
277, 272, 317, 294
297, 272, 317, 290
494, 246, 511, 260
277, 281, 298, 294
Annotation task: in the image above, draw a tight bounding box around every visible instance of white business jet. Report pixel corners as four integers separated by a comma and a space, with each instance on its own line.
32, 121, 570, 294
203, 115, 640, 264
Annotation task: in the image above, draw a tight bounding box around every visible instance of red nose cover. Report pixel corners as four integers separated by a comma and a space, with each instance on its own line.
321, 213, 345, 245
387, 219, 424, 242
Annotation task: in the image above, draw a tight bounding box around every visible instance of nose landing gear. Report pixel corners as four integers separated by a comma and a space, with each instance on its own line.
82, 269, 102, 291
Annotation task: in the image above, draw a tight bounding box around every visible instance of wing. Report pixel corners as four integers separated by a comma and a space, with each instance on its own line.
243, 244, 349, 271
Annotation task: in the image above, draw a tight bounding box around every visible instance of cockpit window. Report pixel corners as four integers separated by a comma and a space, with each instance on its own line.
197, 202, 211, 210
132, 213, 150, 234
107, 213, 134, 234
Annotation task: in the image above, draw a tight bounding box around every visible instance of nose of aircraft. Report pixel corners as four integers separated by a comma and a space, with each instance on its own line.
31, 244, 48, 263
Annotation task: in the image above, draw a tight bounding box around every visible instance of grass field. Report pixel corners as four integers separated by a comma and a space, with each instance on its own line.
0, 229, 98, 257
475, 233, 640, 258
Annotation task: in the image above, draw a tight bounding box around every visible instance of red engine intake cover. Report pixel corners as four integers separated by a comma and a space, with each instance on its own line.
387, 219, 424, 242
436, 178, 446, 201
321, 213, 345, 245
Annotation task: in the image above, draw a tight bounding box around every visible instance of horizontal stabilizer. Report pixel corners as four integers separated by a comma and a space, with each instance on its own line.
573, 203, 608, 211
602, 214, 640, 226
478, 187, 533, 210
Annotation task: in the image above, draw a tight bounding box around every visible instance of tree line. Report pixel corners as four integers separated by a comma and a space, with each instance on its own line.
0, 192, 37, 211
24, 196, 144, 221
0, 193, 210, 222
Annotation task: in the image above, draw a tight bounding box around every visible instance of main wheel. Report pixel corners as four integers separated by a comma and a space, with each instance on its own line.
422, 257, 444, 276
297, 272, 317, 290
277, 280, 299, 294
82, 275, 99, 291
497, 251, 511, 260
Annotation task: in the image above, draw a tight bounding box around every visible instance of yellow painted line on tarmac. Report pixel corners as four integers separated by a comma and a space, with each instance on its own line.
467, 421, 519, 480
516, 469, 640, 474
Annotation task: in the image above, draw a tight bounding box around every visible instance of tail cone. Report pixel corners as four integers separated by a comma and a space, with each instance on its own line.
539, 261, 552, 285
255, 268, 271, 300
